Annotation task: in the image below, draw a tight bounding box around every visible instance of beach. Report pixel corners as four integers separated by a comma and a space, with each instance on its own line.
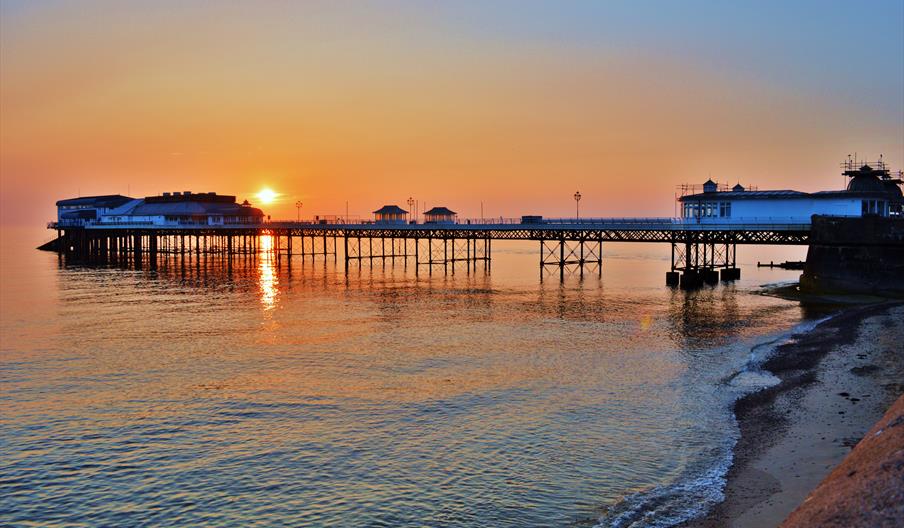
687, 301, 904, 527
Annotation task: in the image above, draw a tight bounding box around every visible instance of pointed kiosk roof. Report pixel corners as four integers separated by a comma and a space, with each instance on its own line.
423, 206, 457, 216
373, 205, 408, 215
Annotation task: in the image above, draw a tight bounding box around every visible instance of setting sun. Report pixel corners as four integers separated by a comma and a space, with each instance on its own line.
256, 188, 278, 204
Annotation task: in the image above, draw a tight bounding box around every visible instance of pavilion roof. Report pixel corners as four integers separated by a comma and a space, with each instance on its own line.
373, 205, 408, 214
423, 206, 457, 215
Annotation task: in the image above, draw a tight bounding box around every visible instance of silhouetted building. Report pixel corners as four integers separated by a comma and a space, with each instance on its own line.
55, 191, 264, 226
56, 195, 134, 224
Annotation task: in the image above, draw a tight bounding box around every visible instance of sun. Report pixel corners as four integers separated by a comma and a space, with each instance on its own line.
256, 188, 278, 204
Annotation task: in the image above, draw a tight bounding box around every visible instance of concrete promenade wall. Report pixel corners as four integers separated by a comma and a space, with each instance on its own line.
800, 216, 904, 296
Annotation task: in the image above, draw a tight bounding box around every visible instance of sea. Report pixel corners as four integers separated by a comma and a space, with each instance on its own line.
0, 226, 822, 527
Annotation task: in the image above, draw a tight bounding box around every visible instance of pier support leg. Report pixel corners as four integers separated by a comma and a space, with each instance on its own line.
666, 271, 680, 287
149, 231, 158, 269
599, 240, 603, 278
133, 233, 142, 269
559, 238, 565, 281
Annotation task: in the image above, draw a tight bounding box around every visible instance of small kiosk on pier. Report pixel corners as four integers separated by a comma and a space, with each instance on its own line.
373, 205, 409, 224
423, 207, 457, 224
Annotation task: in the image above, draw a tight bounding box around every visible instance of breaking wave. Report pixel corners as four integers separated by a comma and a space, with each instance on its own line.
595, 314, 834, 528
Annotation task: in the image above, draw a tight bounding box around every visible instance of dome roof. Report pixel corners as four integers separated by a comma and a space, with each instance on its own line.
846, 174, 886, 193
883, 180, 903, 198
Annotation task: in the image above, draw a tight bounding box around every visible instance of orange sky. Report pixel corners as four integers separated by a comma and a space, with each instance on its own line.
2, 2, 902, 225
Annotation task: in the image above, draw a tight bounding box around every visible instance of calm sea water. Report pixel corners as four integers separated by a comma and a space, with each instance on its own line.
1, 227, 813, 527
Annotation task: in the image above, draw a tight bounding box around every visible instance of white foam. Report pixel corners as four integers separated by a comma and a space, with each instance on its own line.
728, 369, 780, 390
596, 448, 734, 528
596, 312, 839, 528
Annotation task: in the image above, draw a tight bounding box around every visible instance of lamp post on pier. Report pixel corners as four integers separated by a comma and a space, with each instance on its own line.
295, 201, 303, 222
407, 197, 415, 224
574, 191, 582, 220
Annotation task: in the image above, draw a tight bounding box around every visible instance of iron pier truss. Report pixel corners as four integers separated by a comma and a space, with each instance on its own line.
48, 221, 811, 288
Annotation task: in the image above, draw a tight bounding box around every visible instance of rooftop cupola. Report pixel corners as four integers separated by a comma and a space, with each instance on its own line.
843, 159, 890, 193
732, 183, 745, 192
702, 179, 718, 193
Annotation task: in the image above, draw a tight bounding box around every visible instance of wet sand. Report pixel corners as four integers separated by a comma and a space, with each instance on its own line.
685, 302, 904, 527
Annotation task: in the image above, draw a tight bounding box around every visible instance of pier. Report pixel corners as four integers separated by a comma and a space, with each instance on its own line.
46, 218, 811, 287
46, 159, 903, 288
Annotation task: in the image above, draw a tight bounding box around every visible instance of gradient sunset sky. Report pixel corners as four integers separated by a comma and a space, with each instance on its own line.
1, 1, 902, 225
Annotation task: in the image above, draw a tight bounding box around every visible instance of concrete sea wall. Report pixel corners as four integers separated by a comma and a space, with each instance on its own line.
800, 216, 904, 296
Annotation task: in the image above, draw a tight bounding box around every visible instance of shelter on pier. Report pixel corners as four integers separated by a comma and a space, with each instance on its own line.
423, 207, 457, 224
373, 205, 408, 224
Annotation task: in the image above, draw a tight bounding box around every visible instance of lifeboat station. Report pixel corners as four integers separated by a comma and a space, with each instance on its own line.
679, 159, 902, 223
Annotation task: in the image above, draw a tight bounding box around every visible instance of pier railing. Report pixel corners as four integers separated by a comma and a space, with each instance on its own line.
50, 216, 815, 232
46, 214, 819, 285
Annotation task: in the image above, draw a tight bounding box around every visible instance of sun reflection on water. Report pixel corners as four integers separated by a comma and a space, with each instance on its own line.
258, 234, 279, 310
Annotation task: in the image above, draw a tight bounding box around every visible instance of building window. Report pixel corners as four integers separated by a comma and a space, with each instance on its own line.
862, 199, 884, 216
719, 202, 731, 218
